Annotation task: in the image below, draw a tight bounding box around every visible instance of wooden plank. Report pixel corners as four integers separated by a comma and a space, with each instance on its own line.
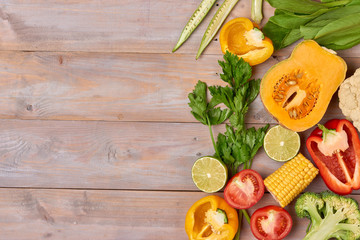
0, 119, 358, 194
0, 51, 356, 122
1, 0, 360, 57
0, 188, 359, 240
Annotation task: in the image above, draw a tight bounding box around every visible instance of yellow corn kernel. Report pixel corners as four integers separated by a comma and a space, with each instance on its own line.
264, 153, 319, 208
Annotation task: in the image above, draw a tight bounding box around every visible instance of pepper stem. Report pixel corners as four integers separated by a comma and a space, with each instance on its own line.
318, 124, 336, 142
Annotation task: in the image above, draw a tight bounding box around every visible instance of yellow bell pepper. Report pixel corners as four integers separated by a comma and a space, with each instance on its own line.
185, 195, 238, 240
219, 17, 274, 66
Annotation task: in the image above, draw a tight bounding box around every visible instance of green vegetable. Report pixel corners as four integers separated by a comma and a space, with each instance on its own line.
314, 13, 360, 50
295, 191, 360, 240
217, 124, 268, 175
251, 0, 264, 24
172, 0, 217, 52
188, 80, 232, 154
189, 51, 269, 174
188, 81, 232, 127
196, 0, 239, 59
263, 0, 360, 50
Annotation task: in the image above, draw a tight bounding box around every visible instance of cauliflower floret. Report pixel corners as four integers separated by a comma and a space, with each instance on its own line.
339, 68, 360, 131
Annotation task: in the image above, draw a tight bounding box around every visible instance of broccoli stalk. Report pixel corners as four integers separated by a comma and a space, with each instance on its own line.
251, 0, 263, 24
295, 191, 360, 240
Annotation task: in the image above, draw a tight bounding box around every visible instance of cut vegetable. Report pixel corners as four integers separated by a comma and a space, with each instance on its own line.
260, 40, 347, 132
224, 169, 265, 209
172, 0, 217, 52
219, 18, 274, 66
250, 205, 292, 240
185, 195, 239, 240
306, 119, 360, 195
264, 153, 319, 207
196, 0, 239, 59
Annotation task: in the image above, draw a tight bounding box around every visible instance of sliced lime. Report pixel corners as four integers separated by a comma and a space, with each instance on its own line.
264, 125, 300, 162
192, 156, 228, 193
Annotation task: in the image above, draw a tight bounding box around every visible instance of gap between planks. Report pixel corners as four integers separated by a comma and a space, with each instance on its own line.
1, 187, 359, 195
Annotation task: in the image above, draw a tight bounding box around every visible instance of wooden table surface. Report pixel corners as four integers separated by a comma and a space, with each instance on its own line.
0, 1, 359, 239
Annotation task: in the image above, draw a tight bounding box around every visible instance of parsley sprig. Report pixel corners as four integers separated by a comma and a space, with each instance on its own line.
188, 51, 269, 176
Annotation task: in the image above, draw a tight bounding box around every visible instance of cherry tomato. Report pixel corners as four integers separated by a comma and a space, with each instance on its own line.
224, 169, 264, 209
250, 205, 292, 240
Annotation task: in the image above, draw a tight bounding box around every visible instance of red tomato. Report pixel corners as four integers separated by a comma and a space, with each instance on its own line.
224, 169, 264, 209
250, 205, 292, 240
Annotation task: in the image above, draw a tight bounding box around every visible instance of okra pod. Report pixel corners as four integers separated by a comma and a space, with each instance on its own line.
196, 0, 239, 59
172, 0, 217, 52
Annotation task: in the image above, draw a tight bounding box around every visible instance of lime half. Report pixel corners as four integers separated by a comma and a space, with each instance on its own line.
264, 125, 300, 162
192, 156, 228, 193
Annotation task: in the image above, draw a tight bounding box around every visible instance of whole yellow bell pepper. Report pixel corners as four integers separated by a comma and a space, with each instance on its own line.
185, 195, 238, 240
220, 17, 274, 66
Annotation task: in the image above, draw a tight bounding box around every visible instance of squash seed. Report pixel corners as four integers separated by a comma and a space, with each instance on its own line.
288, 80, 297, 85
293, 109, 298, 119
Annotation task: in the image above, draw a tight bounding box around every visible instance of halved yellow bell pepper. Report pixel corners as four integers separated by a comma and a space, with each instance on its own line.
185, 195, 238, 240
220, 17, 274, 66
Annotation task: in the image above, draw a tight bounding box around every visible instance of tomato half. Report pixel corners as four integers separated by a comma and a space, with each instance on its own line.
224, 169, 264, 209
250, 205, 292, 240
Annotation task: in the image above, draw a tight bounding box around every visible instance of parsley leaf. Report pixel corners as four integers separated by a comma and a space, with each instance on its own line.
217, 124, 269, 176
217, 52, 261, 131
188, 81, 208, 125
218, 51, 252, 89
188, 51, 269, 177
188, 80, 232, 125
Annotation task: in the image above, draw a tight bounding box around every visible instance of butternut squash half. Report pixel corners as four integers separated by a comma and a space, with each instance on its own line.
260, 40, 347, 132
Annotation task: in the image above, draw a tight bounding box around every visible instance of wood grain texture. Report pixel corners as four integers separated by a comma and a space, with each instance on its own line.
1, 1, 360, 239
0, 119, 358, 195
0, 51, 357, 122
0, 188, 359, 240
0, 0, 359, 57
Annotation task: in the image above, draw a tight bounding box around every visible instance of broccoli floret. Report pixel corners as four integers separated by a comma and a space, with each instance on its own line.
295, 191, 360, 240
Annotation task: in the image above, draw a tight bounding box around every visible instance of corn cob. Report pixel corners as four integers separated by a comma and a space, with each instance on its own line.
264, 153, 319, 207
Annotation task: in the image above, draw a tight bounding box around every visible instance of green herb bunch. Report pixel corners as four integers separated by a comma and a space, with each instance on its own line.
188, 51, 269, 176
263, 0, 360, 50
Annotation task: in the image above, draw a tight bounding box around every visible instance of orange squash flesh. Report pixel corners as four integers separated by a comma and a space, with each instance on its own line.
260, 40, 347, 132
